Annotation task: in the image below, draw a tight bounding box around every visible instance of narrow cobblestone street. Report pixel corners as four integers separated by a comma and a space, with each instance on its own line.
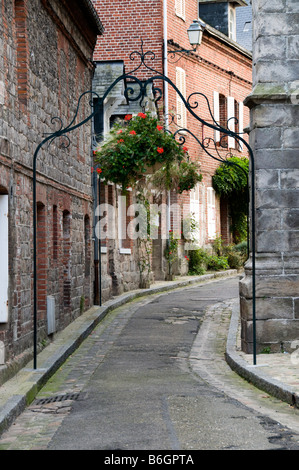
1, 277, 299, 451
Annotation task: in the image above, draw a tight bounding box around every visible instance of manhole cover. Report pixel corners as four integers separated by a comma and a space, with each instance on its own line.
34, 392, 80, 405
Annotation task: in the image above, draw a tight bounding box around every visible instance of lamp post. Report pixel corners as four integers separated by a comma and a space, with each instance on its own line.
168, 19, 206, 59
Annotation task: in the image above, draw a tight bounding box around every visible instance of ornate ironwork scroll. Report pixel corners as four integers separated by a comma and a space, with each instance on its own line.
33, 40, 256, 369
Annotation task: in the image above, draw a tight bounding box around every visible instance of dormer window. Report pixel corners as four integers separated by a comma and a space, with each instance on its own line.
198, 1, 248, 43
228, 4, 236, 41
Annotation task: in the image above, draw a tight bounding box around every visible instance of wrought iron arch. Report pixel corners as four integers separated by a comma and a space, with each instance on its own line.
33, 40, 256, 369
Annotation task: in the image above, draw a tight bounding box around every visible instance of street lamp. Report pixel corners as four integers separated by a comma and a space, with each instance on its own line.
168, 19, 206, 60
187, 19, 206, 48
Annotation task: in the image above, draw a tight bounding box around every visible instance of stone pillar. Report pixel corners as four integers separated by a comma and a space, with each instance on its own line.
240, 0, 299, 354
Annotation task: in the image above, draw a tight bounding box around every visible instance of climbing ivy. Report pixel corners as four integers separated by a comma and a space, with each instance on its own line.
212, 156, 249, 243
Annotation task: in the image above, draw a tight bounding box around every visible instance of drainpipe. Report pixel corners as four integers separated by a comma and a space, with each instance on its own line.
163, 0, 171, 237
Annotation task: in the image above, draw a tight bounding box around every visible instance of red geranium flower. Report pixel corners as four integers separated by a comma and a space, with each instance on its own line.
96, 168, 102, 174
124, 114, 132, 121
117, 130, 123, 134
183, 146, 188, 153
156, 125, 163, 131
118, 139, 124, 143
130, 130, 136, 135
157, 147, 164, 154
138, 112, 147, 118
91, 167, 94, 173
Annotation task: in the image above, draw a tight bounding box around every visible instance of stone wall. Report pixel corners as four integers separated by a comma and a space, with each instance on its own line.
0, 0, 101, 362
240, 0, 299, 353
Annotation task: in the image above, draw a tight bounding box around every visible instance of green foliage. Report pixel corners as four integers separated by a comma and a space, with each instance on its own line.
206, 255, 229, 271
212, 156, 249, 196
188, 248, 210, 275
222, 246, 244, 269
212, 156, 249, 243
150, 159, 202, 194
187, 237, 248, 275
234, 240, 248, 258
165, 230, 179, 276
94, 113, 185, 192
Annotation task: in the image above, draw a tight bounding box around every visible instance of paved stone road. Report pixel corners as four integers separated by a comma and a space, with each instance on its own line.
1, 278, 299, 450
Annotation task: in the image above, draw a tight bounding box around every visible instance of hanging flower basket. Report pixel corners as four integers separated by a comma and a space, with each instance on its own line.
150, 159, 202, 194
93, 113, 185, 191
143, 161, 164, 174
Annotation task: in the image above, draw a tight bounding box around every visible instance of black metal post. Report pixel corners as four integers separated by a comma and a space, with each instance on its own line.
98, 177, 102, 306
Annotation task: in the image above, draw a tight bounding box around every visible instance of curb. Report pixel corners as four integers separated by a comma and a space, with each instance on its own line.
0, 269, 237, 436
225, 299, 299, 409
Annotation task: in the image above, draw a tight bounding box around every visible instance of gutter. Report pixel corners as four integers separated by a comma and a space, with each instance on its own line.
82, 0, 104, 34
204, 22, 252, 59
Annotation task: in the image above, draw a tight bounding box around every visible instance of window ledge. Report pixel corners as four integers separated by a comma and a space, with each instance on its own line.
119, 248, 131, 255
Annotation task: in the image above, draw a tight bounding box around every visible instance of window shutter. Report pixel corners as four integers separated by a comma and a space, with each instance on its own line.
207, 187, 216, 239
175, 0, 185, 19
238, 101, 244, 150
213, 91, 220, 142
227, 96, 235, 149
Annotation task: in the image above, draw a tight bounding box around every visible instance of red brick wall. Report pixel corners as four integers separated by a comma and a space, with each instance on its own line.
92, 0, 252, 251
166, 0, 252, 244
93, 0, 164, 78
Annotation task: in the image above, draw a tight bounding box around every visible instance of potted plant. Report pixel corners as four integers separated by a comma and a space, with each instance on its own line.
150, 158, 202, 194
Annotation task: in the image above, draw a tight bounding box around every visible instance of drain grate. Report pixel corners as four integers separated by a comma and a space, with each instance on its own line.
34, 392, 80, 405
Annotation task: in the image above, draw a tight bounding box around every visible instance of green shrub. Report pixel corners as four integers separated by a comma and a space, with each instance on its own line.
188, 248, 209, 275
207, 255, 229, 271
223, 245, 243, 269
234, 241, 248, 257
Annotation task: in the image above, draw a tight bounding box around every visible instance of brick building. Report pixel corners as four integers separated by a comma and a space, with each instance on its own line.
91, 0, 252, 298
0, 0, 102, 368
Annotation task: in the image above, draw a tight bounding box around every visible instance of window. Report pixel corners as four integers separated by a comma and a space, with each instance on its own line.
228, 5, 236, 41
214, 92, 241, 149
207, 187, 216, 240
176, 67, 187, 129
175, 0, 185, 20
0, 193, 8, 323
53, 205, 58, 260
63, 210, 71, 308
219, 94, 228, 148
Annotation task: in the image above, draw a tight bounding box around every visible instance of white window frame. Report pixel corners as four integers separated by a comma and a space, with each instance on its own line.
207, 187, 216, 240
175, 0, 185, 20
213, 91, 220, 143
228, 5, 237, 41
238, 101, 244, 150
176, 67, 187, 129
